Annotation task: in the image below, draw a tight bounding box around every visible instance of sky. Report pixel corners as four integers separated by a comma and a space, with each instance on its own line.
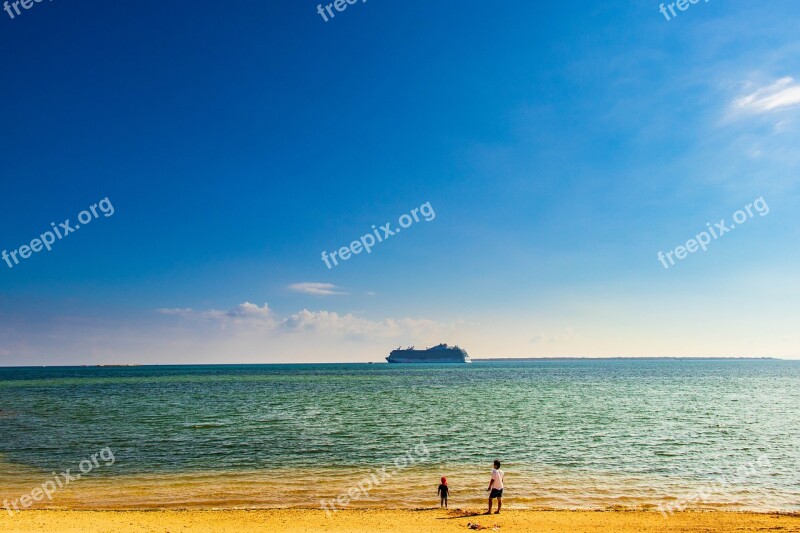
1, 0, 799, 364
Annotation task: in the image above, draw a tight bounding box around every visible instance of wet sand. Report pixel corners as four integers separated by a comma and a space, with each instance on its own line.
2, 509, 799, 532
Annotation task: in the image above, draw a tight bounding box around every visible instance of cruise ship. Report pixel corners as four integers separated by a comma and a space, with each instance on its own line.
386, 344, 471, 364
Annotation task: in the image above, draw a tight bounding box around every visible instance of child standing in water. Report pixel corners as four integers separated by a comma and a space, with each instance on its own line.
437, 476, 450, 508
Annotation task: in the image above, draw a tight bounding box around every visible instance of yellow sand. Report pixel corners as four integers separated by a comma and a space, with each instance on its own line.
1, 509, 798, 532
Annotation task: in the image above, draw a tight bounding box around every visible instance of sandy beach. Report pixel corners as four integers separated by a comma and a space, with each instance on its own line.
2, 509, 798, 532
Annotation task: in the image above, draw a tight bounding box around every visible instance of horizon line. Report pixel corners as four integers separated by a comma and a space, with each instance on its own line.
0, 356, 787, 369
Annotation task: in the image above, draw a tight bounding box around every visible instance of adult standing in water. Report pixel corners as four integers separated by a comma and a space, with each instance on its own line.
487, 459, 504, 514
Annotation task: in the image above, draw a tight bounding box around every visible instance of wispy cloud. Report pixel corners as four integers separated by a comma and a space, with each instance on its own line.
207, 302, 274, 321
156, 302, 449, 340
156, 307, 194, 316
733, 77, 800, 113
159, 302, 275, 329
531, 328, 575, 345
282, 309, 445, 339
288, 282, 347, 296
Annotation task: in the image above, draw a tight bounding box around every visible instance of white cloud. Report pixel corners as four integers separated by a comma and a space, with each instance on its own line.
287, 282, 347, 296
282, 309, 444, 339
160, 302, 275, 329
156, 302, 448, 341
733, 77, 800, 113
213, 302, 274, 320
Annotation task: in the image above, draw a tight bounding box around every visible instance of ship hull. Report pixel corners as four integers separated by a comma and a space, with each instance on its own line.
386, 356, 471, 363
386, 347, 471, 364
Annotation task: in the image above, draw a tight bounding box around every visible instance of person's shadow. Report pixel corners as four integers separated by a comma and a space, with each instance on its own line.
434, 509, 486, 520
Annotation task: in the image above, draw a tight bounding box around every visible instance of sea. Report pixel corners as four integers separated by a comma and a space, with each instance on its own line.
0, 359, 798, 511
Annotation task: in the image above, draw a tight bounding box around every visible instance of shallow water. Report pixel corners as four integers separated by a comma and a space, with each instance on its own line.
0, 360, 798, 510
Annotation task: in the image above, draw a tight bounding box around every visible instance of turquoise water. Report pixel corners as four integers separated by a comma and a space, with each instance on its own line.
0, 360, 798, 510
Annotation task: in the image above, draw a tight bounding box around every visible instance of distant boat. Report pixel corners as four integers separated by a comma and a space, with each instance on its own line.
386, 344, 471, 364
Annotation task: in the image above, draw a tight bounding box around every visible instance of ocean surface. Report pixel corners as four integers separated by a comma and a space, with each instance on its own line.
0, 360, 798, 511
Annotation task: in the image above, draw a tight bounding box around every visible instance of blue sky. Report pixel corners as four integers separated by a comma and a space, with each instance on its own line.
1, 0, 799, 364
